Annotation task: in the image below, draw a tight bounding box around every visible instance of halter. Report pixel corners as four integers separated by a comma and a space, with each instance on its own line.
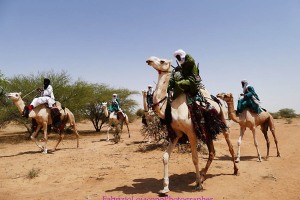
151, 96, 168, 111
22, 89, 38, 99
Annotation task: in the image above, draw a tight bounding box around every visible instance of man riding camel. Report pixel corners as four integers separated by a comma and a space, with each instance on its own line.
167, 49, 227, 141
23, 78, 61, 128
146, 85, 154, 110
109, 93, 125, 118
237, 79, 262, 114
168, 49, 205, 105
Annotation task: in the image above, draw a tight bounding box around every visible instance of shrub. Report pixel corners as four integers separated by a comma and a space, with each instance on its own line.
278, 108, 296, 118
26, 168, 41, 179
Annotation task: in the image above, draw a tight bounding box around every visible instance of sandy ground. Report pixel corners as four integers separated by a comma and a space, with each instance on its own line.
0, 117, 300, 200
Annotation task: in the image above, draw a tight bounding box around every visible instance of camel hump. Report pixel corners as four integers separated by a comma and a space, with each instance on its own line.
210, 95, 222, 106
55, 101, 62, 109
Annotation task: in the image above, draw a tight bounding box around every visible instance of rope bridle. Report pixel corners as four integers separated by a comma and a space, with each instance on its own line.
22, 89, 38, 99
150, 96, 168, 110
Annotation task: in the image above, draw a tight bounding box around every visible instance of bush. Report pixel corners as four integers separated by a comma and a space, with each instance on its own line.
270, 112, 281, 119
278, 108, 296, 118
135, 108, 144, 117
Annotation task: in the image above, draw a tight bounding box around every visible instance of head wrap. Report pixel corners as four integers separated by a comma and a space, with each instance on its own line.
173, 49, 186, 65
241, 80, 249, 93
44, 78, 50, 89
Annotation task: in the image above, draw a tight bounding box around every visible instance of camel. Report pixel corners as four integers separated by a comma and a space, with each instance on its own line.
6, 92, 79, 153
216, 92, 280, 162
146, 56, 238, 193
141, 90, 156, 142
101, 102, 130, 142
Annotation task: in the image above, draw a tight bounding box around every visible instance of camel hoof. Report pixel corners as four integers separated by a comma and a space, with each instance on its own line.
159, 188, 170, 194
38, 145, 44, 150
257, 159, 262, 162
42, 149, 48, 154
235, 159, 240, 163
234, 168, 239, 176
194, 183, 203, 191
265, 157, 269, 161
277, 153, 281, 157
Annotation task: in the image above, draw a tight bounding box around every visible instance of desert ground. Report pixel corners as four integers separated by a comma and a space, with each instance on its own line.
0, 117, 300, 200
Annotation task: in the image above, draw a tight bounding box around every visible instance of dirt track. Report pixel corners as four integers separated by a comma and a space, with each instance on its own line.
0, 118, 300, 200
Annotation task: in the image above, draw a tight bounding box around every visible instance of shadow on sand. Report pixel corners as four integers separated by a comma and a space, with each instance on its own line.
105, 171, 233, 195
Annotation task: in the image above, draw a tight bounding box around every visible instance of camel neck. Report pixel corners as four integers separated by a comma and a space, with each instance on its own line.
14, 98, 26, 114
103, 106, 109, 117
225, 100, 240, 123
153, 72, 170, 119
142, 93, 148, 112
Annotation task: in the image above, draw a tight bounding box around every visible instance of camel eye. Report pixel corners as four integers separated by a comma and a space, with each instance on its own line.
160, 60, 165, 64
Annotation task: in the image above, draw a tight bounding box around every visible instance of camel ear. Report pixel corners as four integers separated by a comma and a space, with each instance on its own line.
19, 92, 22, 96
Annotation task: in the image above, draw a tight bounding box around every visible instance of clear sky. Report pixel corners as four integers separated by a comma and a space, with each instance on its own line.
0, 0, 299, 113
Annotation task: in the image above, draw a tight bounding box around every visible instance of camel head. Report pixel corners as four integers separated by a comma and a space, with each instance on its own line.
216, 93, 234, 103
146, 56, 172, 73
142, 90, 147, 97
102, 102, 107, 109
6, 92, 22, 102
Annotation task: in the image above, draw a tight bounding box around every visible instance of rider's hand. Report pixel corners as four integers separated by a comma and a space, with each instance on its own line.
36, 88, 42, 92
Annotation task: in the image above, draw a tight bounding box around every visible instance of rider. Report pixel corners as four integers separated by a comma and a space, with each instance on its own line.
166, 49, 227, 142
237, 79, 262, 114
109, 94, 125, 117
23, 78, 56, 118
146, 85, 154, 110
168, 49, 205, 105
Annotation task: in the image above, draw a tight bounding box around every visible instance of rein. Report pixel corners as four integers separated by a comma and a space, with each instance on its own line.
22, 89, 37, 99
151, 96, 168, 110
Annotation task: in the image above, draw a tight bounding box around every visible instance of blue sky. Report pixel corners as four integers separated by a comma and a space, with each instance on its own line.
0, 0, 299, 113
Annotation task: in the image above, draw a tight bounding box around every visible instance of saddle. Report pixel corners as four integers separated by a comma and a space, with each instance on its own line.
116, 111, 125, 120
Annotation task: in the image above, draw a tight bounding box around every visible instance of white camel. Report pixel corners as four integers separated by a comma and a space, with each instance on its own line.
6, 92, 79, 153
101, 102, 130, 142
146, 56, 238, 193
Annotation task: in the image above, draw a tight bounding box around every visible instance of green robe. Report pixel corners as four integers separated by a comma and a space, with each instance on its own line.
109, 98, 121, 112
237, 86, 262, 114
168, 54, 202, 101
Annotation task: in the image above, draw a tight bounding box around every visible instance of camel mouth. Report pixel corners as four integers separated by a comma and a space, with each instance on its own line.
146, 60, 152, 65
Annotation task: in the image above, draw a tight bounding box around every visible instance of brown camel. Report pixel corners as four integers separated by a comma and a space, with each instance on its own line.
216, 92, 280, 162
6, 92, 79, 153
146, 56, 238, 194
101, 102, 130, 142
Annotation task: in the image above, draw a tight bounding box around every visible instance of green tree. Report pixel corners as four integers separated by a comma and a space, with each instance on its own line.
1, 70, 139, 132
278, 108, 296, 118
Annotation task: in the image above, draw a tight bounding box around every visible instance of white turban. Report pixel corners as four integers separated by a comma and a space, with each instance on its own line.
173, 49, 186, 64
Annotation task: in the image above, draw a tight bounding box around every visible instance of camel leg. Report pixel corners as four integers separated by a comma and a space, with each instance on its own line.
73, 124, 80, 148
200, 138, 215, 183
223, 132, 239, 175
268, 118, 280, 157
30, 125, 44, 151
261, 124, 270, 160
188, 133, 203, 191
106, 126, 111, 141
125, 122, 130, 138
54, 131, 64, 151
42, 122, 48, 154
159, 136, 179, 194
251, 128, 262, 162
236, 127, 246, 163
